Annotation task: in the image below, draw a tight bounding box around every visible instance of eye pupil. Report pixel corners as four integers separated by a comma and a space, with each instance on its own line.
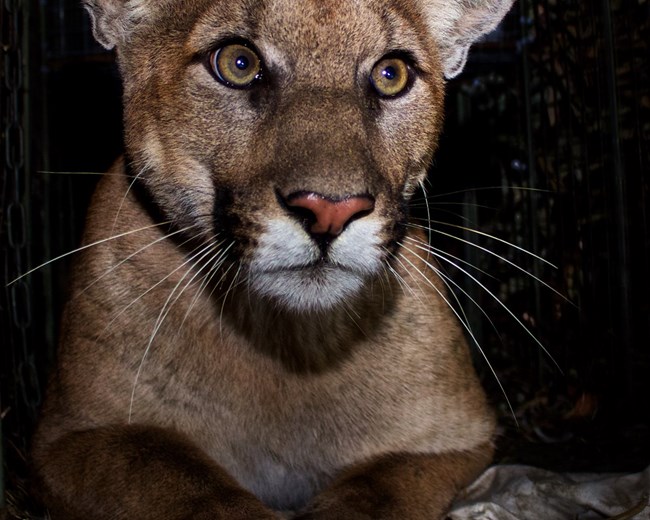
382, 66, 396, 81
236, 56, 249, 70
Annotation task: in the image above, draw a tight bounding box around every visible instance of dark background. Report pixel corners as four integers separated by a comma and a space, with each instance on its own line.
1, 0, 649, 516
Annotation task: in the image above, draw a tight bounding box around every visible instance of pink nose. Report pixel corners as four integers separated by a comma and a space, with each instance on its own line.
285, 192, 375, 236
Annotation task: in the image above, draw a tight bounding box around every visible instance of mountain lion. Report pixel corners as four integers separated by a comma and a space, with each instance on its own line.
32, 0, 514, 518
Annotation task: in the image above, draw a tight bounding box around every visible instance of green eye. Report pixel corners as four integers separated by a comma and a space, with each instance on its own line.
370, 57, 411, 97
210, 43, 262, 88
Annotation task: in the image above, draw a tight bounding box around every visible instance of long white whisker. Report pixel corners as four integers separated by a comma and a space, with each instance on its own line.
203, 242, 237, 303
382, 247, 416, 297
403, 241, 562, 373
400, 240, 481, 341
206, 252, 236, 304
398, 241, 501, 340
409, 220, 557, 269
218, 263, 243, 340
112, 163, 147, 234
397, 247, 473, 336
341, 304, 368, 340
411, 208, 475, 225
389, 252, 428, 308
396, 249, 517, 425
405, 228, 568, 303
128, 239, 221, 423
179, 241, 234, 329
417, 179, 432, 263
174, 242, 229, 328
93, 239, 210, 343
376, 266, 390, 312
421, 185, 550, 200
385, 263, 411, 296
8, 221, 171, 285
37, 170, 138, 178
406, 235, 499, 281
80, 225, 198, 294
410, 200, 493, 210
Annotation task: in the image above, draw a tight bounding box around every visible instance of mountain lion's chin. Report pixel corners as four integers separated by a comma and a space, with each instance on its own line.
249, 267, 366, 312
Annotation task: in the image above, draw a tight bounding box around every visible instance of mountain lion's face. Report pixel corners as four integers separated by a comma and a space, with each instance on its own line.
34, 1, 512, 516
88, 0, 507, 311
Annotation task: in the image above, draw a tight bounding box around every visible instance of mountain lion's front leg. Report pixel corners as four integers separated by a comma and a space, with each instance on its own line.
33, 424, 279, 520
295, 443, 492, 520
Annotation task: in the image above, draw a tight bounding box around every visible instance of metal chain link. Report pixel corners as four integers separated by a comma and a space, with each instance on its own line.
2, 0, 40, 418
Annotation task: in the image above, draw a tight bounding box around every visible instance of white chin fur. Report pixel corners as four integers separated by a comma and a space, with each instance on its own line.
249, 218, 384, 312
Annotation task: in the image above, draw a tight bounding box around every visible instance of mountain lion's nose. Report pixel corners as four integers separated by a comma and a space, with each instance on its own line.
284, 192, 375, 237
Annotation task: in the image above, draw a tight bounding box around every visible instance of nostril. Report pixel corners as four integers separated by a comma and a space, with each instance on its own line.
285, 202, 319, 230
284, 191, 375, 237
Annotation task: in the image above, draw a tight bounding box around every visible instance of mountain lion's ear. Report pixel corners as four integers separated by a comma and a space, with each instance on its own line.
83, 0, 148, 50
419, 0, 515, 79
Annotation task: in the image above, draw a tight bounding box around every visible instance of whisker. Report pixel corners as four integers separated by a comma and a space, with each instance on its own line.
388, 251, 428, 307
343, 298, 362, 321
129, 239, 222, 423
402, 241, 562, 373
204, 243, 237, 302
420, 185, 551, 200
406, 235, 499, 281
8, 221, 172, 285
90, 240, 216, 348
410, 200, 493, 210
396, 249, 517, 425
398, 246, 474, 337
341, 303, 368, 340
398, 241, 501, 340
112, 163, 148, 234
405, 227, 568, 303
385, 263, 410, 297
376, 266, 390, 312
94, 238, 214, 352
218, 263, 243, 340
397, 241, 480, 338
79, 225, 198, 294
417, 179, 433, 262
409, 219, 557, 269
179, 241, 234, 330
381, 247, 416, 298
415, 208, 475, 225
36, 170, 139, 178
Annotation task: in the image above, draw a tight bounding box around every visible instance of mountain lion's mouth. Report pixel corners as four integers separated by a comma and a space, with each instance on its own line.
248, 264, 367, 311
255, 259, 356, 276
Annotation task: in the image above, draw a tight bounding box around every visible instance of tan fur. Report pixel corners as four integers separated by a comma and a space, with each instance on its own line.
33, 0, 513, 518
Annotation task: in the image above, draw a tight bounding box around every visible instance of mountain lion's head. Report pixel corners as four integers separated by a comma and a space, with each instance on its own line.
85, 0, 513, 312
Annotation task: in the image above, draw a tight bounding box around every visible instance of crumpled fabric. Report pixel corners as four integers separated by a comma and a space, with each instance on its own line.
449, 465, 650, 519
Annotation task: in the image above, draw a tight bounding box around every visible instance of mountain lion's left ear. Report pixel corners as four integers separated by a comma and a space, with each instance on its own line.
418, 0, 515, 79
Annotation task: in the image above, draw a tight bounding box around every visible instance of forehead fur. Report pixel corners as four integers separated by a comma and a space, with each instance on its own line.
185, 0, 436, 75
86, 0, 514, 78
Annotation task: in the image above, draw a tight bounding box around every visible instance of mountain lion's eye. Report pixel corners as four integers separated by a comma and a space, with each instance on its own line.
370, 57, 411, 98
210, 43, 262, 88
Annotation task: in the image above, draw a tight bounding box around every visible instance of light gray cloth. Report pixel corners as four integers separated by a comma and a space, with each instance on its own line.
449, 465, 650, 519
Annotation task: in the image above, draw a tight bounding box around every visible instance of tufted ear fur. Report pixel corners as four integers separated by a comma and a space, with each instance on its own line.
83, 0, 150, 50
418, 0, 515, 78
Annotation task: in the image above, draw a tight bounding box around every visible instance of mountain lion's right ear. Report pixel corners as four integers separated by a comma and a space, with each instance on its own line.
83, 0, 150, 50
418, 0, 515, 79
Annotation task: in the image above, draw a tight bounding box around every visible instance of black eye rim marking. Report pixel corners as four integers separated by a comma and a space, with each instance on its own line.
369, 51, 418, 99
207, 39, 264, 90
